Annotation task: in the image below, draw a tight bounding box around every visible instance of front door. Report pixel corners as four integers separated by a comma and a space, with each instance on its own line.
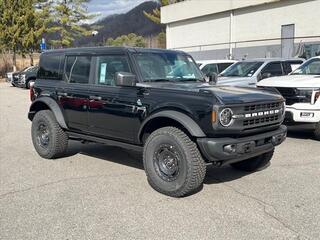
87, 55, 143, 142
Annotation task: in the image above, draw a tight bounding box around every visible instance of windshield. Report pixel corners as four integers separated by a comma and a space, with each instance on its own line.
291, 58, 320, 75
134, 52, 204, 82
220, 61, 263, 77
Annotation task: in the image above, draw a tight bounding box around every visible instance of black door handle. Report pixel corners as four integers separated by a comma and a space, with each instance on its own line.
89, 95, 102, 100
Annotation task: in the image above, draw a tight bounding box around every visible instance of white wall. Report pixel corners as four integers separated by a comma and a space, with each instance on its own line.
163, 0, 320, 51
166, 12, 231, 50
161, 0, 280, 24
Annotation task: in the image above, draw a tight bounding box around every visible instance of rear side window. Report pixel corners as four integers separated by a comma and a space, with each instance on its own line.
65, 56, 91, 84
217, 63, 233, 73
282, 62, 292, 74
201, 64, 218, 75
38, 54, 63, 79
96, 55, 130, 86
286, 60, 303, 72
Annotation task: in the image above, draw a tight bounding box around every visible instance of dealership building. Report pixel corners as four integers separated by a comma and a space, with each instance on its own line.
161, 0, 320, 60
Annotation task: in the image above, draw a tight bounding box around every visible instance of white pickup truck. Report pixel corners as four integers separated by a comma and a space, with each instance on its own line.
257, 56, 320, 140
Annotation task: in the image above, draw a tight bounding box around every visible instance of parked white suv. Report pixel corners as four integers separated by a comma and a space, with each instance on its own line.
219, 58, 304, 87
257, 56, 320, 140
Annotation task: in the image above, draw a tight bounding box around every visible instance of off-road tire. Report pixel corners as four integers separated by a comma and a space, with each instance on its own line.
31, 110, 68, 159
314, 122, 320, 140
143, 127, 206, 197
231, 150, 274, 172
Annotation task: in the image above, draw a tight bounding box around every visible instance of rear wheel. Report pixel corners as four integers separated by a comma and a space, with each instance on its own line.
314, 122, 320, 140
231, 150, 274, 172
143, 127, 206, 197
31, 110, 68, 159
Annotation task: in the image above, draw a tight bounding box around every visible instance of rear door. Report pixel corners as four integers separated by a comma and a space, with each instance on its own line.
58, 55, 93, 133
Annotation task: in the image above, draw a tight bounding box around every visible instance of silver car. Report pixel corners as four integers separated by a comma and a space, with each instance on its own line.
218, 58, 304, 87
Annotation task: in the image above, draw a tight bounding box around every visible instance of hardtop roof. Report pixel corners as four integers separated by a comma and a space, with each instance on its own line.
41, 46, 187, 55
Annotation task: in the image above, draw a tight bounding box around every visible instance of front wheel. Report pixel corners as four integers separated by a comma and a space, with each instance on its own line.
143, 127, 206, 197
31, 110, 68, 159
231, 150, 274, 172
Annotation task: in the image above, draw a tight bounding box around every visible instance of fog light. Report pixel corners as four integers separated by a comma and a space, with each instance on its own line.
224, 144, 236, 153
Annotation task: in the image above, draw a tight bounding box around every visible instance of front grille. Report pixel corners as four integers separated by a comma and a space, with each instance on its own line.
276, 87, 310, 105
238, 101, 283, 130
243, 115, 279, 127
244, 102, 281, 112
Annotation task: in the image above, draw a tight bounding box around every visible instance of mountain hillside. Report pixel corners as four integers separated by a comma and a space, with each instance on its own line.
75, 1, 162, 46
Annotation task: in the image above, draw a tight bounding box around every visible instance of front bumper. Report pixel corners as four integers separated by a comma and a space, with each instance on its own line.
285, 106, 320, 123
197, 125, 287, 165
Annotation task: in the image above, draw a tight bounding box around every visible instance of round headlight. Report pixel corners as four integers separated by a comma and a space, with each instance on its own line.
219, 108, 233, 127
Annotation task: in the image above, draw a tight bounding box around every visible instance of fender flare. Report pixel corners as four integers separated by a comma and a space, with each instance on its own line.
138, 110, 205, 140
28, 97, 68, 129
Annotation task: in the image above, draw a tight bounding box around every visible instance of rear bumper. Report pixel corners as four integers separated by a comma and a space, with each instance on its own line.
197, 125, 287, 165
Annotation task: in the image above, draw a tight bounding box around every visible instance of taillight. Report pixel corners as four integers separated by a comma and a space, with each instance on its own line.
30, 82, 35, 101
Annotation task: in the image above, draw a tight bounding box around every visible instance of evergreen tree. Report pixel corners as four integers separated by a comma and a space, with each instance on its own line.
21, 0, 52, 65
0, 0, 26, 70
106, 33, 146, 48
50, 0, 94, 48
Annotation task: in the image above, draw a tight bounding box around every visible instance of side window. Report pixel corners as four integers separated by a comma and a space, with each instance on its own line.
282, 62, 292, 74
96, 55, 130, 86
261, 62, 283, 76
217, 63, 233, 73
65, 56, 91, 84
286, 60, 303, 72
201, 64, 218, 75
38, 54, 62, 80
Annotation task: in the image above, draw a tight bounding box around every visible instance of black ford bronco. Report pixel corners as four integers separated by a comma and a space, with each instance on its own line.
28, 47, 286, 197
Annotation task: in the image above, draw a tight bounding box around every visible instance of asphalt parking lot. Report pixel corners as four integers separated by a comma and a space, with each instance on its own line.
0, 82, 319, 240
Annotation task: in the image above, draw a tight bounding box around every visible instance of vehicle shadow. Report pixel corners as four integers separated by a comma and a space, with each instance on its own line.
204, 165, 252, 185
286, 126, 315, 140
65, 140, 251, 185
65, 140, 144, 170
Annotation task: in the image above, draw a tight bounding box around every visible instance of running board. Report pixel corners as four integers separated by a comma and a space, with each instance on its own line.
67, 132, 143, 152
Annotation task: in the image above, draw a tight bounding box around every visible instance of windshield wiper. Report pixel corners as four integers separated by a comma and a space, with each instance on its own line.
178, 78, 204, 82
147, 78, 178, 82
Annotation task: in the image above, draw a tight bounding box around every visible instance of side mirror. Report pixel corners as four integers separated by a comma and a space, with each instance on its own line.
115, 72, 136, 86
207, 72, 218, 85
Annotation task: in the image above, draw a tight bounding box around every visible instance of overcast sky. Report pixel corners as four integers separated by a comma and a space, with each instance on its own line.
86, 0, 152, 22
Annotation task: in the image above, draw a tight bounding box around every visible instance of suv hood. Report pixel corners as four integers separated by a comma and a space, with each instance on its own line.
257, 75, 320, 88
139, 82, 283, 105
